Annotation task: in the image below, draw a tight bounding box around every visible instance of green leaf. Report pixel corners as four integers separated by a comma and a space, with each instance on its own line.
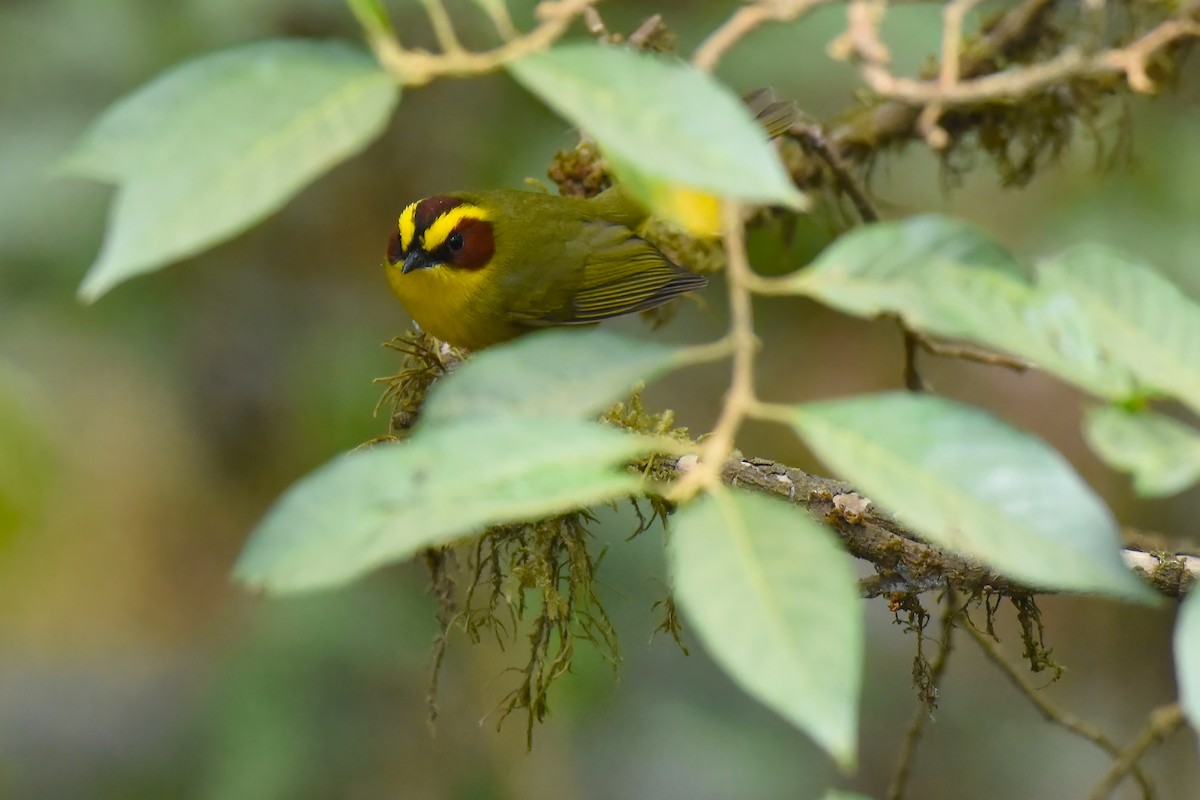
236, 417, 651, 594
508, 44, 805, 217
1038, 244, 1200, 415
1176, 588, 1200, 743
1084, 406, 1200, 497
670, 489, 862, 768
422, 328, 702, 426
789, 392, 1154, 602
792, 216, 1132, 399
63, 40, 400, 301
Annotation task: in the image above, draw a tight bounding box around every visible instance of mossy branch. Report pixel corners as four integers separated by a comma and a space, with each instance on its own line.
665, 453, 1199, 600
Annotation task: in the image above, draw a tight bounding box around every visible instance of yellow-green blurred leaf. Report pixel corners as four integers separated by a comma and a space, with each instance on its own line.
0, 363, 56, 545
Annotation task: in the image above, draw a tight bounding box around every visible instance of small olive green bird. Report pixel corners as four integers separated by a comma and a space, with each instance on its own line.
384, 89, 798, 350
385, 187, 706, 350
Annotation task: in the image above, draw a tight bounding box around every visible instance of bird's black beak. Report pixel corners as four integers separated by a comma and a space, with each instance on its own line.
401, 250, 436, 275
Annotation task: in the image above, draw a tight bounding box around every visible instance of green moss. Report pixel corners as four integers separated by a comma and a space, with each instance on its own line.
375, 340, 696, 744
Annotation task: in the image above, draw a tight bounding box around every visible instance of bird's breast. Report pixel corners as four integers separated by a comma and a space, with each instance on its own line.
388, 262, 499, 349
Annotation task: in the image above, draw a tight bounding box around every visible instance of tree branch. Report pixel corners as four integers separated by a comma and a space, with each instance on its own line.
1088, 704, 1186, 800
362, 0, 597, 85
660, 454, 1199, 600
693, 0, 835, 72
856, 12, 1200, 107
828, 0, 1057, 159
963, 622, 1156, 799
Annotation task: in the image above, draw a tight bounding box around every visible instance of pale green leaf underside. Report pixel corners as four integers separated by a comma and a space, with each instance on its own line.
422, 328, 697, 425
1039, 245, 1200, 415
1175, 589, 1200, 746
235, 417, 651, 594
65, 39, 399, 300
508, 44, 803, 208
791, 392, 1153, 602
1084, 406, 1200, 497
671, 489, 863, 768
792, 216, 1131, 399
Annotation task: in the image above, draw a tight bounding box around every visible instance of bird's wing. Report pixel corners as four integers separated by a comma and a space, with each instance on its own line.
511, 223, 707, 326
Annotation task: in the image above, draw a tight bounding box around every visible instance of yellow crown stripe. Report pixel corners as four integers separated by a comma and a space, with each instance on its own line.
422, 204, 490, 251
398, 202, 419, 251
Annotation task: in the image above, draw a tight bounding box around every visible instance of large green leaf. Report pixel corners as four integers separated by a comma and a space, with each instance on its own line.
1084, 406, 1200, 497
508, 44, 804, 223
671, 489, 862, 768
1038, 245, 1200, 415
1176, 588, 1200, 744
236, 417, 652, 594
789, 392, 1154, 602
422, 328, 701, 425
790, 216, 1132, 399
64, 40, 400, 301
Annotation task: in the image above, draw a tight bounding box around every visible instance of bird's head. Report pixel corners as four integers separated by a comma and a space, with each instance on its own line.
386, 195, 496, 276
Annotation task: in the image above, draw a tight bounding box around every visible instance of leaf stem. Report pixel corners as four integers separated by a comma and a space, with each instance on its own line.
669, 202, 758, 500
420, 0, 468, 55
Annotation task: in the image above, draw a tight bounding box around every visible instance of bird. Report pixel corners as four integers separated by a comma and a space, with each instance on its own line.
384, 186, 708, 350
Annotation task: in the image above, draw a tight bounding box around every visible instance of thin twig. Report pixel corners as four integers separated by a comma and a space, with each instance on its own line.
918, 0, 984, 149
663, 454, 1200, 600
364, 0, 597, 86
887, 591, 959, 800
790, 121, 880, 223
829, 0, 889, 64
963, 622, 1156, 800
860, 10, 1200, 106
582, 5, 608, 37
693, 0, 835, 71
1088, 704, 1185, 800
902, 328, 925, 392
916, 336, 1033, 373
826, 0, 1070, 157
421, 0, 467, 54
628, 14, 667, 49
473, 0, 519, 41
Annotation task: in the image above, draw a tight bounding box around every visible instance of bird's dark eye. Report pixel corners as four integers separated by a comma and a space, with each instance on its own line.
447, 231, 465, 252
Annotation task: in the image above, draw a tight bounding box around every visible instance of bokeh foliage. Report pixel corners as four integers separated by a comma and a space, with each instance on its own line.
3, 1, 1200, 798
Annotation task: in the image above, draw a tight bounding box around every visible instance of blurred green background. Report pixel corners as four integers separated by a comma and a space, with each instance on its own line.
2, 1, 1198, 797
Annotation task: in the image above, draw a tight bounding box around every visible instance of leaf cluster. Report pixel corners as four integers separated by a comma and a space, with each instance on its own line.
59, 0, 1200, 793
